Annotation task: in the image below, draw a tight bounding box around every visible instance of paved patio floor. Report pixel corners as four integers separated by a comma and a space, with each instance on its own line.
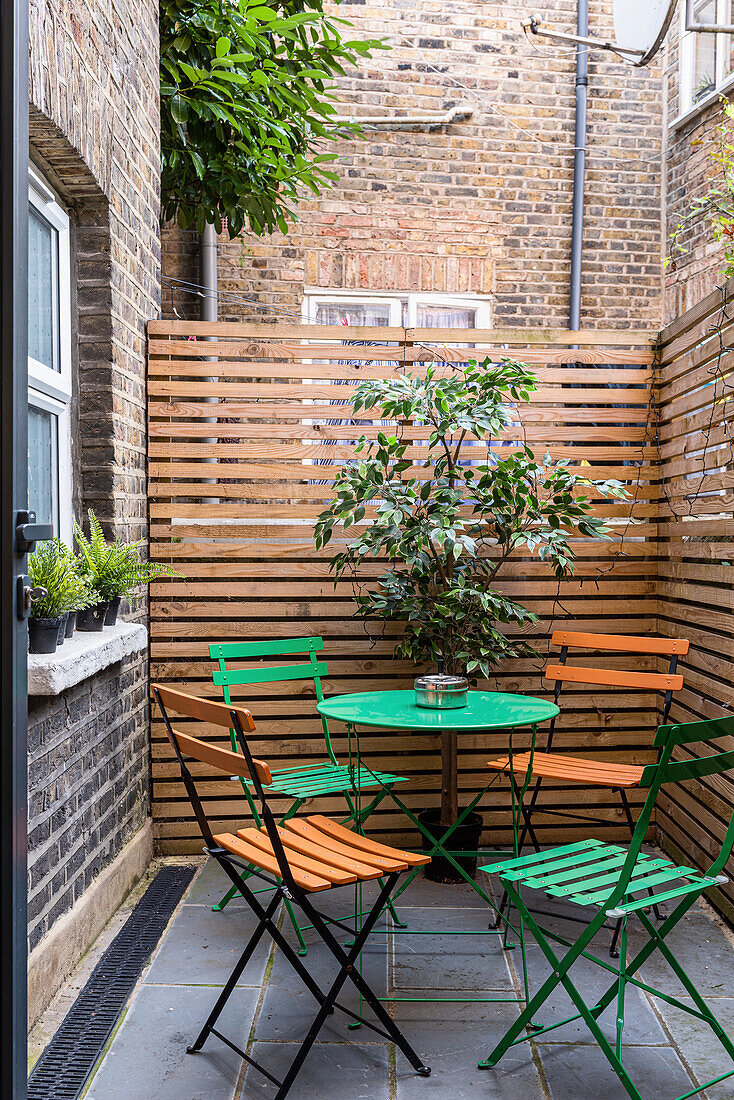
82, 856, 734, 1100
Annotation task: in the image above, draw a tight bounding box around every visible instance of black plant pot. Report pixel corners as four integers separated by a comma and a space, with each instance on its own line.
76, 600, 108, 632
65, 610, 77, 638
29, 617, 61, 654
56, 612, 69, 646
418, 808, 484, 884
104, 596, 122, 626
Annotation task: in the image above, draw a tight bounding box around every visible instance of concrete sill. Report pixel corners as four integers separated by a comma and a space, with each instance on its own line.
669, 74, 734, 132
28, 622, 147, 696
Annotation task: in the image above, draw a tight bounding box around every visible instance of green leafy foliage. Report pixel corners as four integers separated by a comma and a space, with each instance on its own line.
160, 0, 386, 236
74, 510, 182, 603
314, 359, 629, 678
28, 540, 92, 619
667, 97, 734, 279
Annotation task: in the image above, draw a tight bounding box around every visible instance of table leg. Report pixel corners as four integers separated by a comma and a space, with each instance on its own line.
441, 728, 458, 826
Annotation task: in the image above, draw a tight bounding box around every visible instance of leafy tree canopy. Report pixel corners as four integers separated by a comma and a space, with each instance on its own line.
160, 0, 385, 236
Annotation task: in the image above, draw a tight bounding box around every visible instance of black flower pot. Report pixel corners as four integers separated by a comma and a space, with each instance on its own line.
29, 617, 61, 654
418, 808, 484, 883
104, 596, 122, 626
65, 610, 77, 638
76, 600, 108, 632
56, 612, 69, 646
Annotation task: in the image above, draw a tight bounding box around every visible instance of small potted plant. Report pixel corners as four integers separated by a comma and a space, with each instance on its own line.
315, 358, 628, 882
74, 509, 180, 626
27, 540, 84, 654
65, 561, 96, 638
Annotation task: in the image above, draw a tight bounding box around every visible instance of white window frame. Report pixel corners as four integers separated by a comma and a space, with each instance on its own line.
28, 166, 73, 545
302, 289, 492, 328
680, 0, 733, 117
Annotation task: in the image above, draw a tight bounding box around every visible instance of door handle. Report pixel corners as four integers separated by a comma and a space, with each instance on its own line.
15, 510, 54, 553
17, 577, 47, 621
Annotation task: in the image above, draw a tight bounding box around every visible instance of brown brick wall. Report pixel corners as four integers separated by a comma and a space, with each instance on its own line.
663, 17, 734, 322
27, 0, 159, 951
162, 0, 663, 329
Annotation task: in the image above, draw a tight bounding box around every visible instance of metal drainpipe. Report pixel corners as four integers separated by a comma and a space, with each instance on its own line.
569, 0, 589, 331
200, 222, 218, 488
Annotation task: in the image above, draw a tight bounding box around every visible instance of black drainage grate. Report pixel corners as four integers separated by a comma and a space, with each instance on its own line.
28, 864, 197, 1100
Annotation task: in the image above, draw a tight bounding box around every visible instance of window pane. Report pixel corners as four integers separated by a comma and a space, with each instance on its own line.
689, 0, 718, 107
415, 304, 476, 328
28, 403, 58, 531
314, 302, 392, 326
28, 205, 59, 370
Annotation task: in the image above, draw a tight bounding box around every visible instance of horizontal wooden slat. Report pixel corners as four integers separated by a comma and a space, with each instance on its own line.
147, 320, 659, 854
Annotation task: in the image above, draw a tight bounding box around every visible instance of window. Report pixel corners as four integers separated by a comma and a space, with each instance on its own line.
303, 291, 491, 329
28, 168, 72, 543
680, 0, 734, 114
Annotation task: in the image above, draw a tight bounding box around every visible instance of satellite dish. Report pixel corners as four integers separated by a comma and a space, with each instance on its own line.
522, 0, 678, 66
613, 0, 677, 65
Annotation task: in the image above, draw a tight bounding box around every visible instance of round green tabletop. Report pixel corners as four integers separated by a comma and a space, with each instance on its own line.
317, 689, 558, 731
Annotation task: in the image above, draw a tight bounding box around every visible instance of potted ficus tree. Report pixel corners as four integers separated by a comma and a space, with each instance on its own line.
314, 357, 628, 882
74, 509, 181, 627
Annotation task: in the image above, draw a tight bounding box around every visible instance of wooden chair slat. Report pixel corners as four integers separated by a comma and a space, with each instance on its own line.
550, 629, 689, 656
152, 682, 255, 731
263, 826, 385, 879
212, 831, 332, 892
237, 828, 360, 885
172, 728, 272, 786
283, 817, 408, 872
306, 814, 432, 868
544, 664, 684, 692
487, 751, 644, 789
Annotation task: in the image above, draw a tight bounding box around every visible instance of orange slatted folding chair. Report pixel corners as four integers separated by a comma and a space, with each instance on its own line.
487, 629, 689, 955
152, 684, 431, 1100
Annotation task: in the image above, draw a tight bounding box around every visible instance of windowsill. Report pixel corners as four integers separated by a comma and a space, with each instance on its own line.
670, 74, 734, 132
28, 621, 147, 696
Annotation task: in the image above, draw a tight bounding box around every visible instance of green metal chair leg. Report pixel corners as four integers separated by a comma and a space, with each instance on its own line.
480, 886, 643, 1099
212, 796, 311, 953
285, 895, 308, 956
212, 882, 240, 912
342, 785, 408, 929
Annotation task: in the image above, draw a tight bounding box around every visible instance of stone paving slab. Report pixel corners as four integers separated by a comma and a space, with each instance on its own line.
653, 997, 734, 1100
241, 1039, 389, 1098
145, 901, 270, 988
394, 998, 545, 1099
181, 856, 247, 908
536, 1041, 694, 1100
78, 865, 734, 1100
86, 984, 258, 1100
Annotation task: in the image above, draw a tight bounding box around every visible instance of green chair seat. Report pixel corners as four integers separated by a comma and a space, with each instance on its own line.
244, 762, 409, 799
479, 712, 734, 1100
482, 839, 725, 917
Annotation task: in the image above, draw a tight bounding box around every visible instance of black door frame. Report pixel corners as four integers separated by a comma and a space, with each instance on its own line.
0, 0, 29, 1096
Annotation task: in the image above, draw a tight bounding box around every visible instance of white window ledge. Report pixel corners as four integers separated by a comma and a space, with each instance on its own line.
670, 74, 734, 132
28, 622, 147, 696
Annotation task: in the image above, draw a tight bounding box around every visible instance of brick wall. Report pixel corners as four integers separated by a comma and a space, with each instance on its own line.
663, 16, 734, 321
27, 0, 159, 952
162, 0, 663, 329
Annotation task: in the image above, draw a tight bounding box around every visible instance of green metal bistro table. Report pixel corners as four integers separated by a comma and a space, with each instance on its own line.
316, 688, 559, 1009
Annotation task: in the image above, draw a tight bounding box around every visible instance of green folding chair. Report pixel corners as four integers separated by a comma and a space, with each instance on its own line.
479, 712, 734, 1100
209, 636, 410, 953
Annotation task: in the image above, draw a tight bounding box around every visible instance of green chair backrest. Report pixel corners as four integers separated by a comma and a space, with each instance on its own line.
611, 713, 734, 908
208, 637, 336, 763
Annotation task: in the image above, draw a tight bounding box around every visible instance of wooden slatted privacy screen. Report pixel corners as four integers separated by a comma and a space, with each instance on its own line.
148, 321, 658, 854
657, 282, 734, 921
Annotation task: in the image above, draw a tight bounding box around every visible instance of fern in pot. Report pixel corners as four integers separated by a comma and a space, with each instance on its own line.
314, 358, 628, 880
74, 509, 181, 627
